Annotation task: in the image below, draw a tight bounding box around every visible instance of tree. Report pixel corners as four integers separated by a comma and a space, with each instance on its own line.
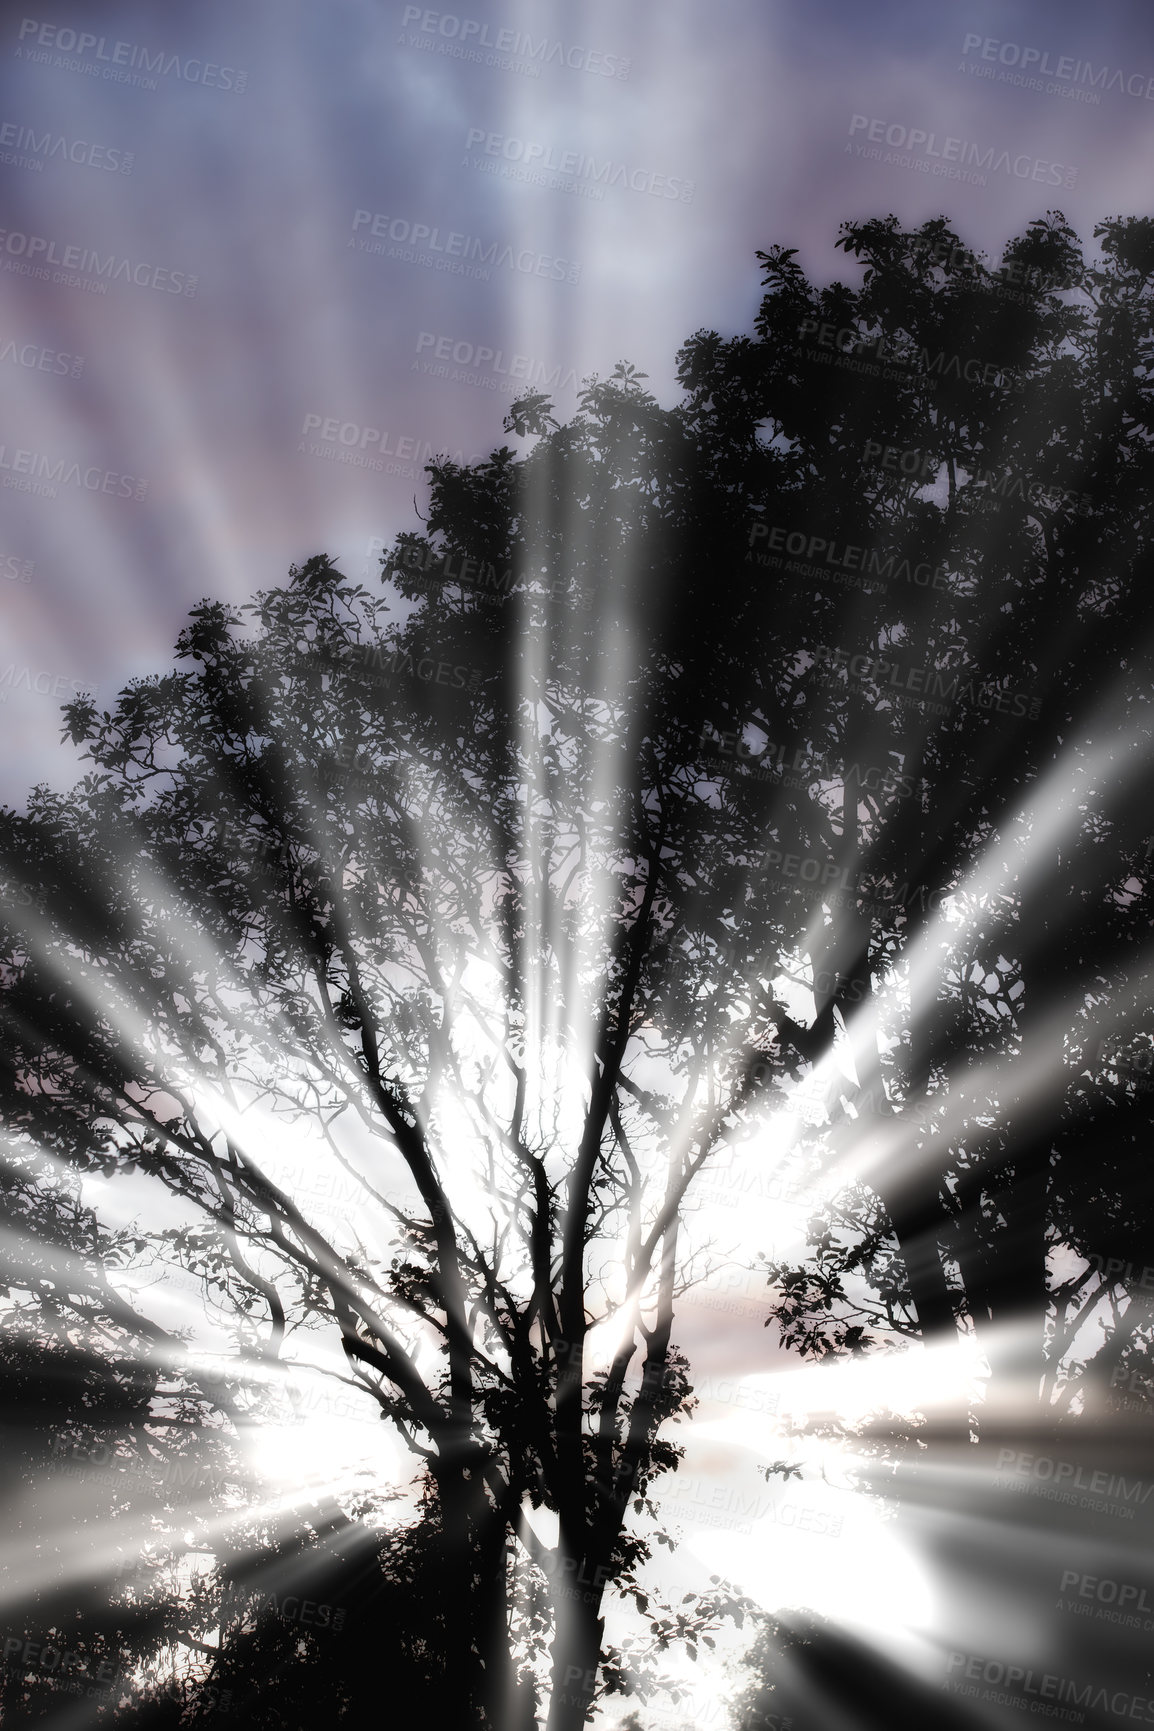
710, 211, 1154, 1456
0, 1142, 253, 1721
108, 1494, 471, 1729
0, 357, 789, 1728
3, 208, 1152, 1727
1, 1082, 493, 1726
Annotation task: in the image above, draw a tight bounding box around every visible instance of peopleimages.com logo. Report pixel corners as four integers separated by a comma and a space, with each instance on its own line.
0, 119, 133, 174
816, 643, 1041, 720
797, 318, 1018, 390
413, 328, 581, 394
947, 1648, 1154, 1723
0, 552, 34, 582
413, 331, 580, 395
847, 114, 1078, 188
961, 32, 1154, 101
398, 8, 629, 79
0, 228, 196, 296
462, 129, 694, 202
350, 210, 580, 284
15, 19, 247, 91
0, 442, 147, 503
860, 438, 1095, 517
1058, 1569, 1154, 1632
748, 522, 953, 593
0, 666, 85, 704
296, 413, 483, 478
995, 1448, 1153, 1517
0, 337, 83, 377
218, 1587, 347, 1632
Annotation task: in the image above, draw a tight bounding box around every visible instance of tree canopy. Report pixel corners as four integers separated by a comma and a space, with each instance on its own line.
2, 209, 1153, 1727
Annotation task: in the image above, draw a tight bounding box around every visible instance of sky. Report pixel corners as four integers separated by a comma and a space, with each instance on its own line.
4, 1, 1154, 1719
0, 0, 1152, 799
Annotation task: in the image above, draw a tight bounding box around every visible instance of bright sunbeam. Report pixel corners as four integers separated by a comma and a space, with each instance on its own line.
2, 12, 1153, 1725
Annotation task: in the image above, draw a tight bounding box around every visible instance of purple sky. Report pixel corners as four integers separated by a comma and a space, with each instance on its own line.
0, 0, 1151, 797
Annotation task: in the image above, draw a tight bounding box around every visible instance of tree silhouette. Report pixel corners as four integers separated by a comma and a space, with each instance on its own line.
105, 1493, 479, 1729
0, 359, 782, 1727
0, 1143, 258, 1721
716, 212, 1154, 1455
0, 1036, 536, 1729
2, 209, 1152, 1728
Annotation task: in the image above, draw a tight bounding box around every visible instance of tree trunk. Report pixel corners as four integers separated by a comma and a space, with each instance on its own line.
476, 1517, 519, 1728
545, 1579, 604, 1731
433, 1465, 494, 1723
